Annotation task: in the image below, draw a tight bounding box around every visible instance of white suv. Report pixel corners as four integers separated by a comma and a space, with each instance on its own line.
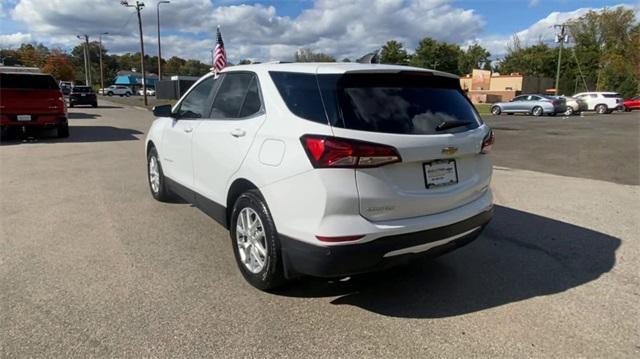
145, 63, 494, 290
572, 92, 623, 114
102, 85, 132, 97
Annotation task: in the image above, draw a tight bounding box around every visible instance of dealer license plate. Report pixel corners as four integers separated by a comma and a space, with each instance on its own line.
424, 159, 458, 188
17, 115, 31, 122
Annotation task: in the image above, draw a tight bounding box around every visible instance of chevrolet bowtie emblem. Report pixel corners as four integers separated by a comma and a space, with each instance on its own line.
441, 146, 458, 155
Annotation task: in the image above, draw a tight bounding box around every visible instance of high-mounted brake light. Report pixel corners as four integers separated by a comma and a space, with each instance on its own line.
301, 135, 401, 168
481, 129, 494, 154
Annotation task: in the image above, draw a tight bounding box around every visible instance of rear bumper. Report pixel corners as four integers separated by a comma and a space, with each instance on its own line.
0, 114, 67, 127
69, 96, 97, 105
280, 208, 493, 278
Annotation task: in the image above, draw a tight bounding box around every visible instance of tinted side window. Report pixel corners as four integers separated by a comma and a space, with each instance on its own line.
177, 77, 214, 119
238, 77, 262, 118
211, 73, 253, 119
602, 93, 621, 98
269, 72, 328, 124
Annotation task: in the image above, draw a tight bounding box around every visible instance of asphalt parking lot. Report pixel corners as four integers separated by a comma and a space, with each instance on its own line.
1, 104, 639, 357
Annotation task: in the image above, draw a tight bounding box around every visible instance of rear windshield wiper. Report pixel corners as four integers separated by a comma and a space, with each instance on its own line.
435, 120, 470, 132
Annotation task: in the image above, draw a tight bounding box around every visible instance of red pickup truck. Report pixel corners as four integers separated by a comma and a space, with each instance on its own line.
0, 70, 69, 138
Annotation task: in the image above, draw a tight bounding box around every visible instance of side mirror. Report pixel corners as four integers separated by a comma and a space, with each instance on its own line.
153, 104, 173, 118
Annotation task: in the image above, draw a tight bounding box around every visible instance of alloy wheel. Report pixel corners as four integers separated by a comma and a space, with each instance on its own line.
148, 156, 160, 194
236, 207, 268, 274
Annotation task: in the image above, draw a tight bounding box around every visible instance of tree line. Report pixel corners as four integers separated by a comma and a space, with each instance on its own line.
293, 7, 639, 97
1, 6, 637, 97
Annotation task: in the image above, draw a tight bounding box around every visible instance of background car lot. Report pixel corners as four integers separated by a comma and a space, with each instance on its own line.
0, 104, 638, 357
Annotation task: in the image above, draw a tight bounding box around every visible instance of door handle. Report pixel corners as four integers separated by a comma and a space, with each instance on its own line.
184, 127, 193, 133
230, 128, 246, 138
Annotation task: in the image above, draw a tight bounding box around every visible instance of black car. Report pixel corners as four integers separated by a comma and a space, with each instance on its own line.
69, 86, 97, 108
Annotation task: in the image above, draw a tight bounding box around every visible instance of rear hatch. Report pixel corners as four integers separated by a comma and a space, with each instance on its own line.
317, 71, 492, 221
0, 73, 65, 115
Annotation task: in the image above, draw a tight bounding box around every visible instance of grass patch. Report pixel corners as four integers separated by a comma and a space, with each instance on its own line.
474, 103, 492, 115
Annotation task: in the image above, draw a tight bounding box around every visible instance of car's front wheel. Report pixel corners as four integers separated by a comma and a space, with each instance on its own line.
491, 106, 501, 115
147, 147, 171, 201
107, 92, 113, 96
230, 190, 285, 291
532, 106, 543, 116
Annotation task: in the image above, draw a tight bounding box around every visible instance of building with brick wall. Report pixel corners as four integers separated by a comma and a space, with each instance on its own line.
460, 69, 554, 104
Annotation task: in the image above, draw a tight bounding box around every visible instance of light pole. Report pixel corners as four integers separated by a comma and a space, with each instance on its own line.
157, 1, 170, 81
98, 32, 108, 95
554, 23, 569, 95
121, 0, 148, 106
76, 34, 90, 86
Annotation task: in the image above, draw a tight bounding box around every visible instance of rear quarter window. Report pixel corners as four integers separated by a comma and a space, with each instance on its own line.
0, 73, 59, 90
602, 93, 621, 98
269, 72, 328, 124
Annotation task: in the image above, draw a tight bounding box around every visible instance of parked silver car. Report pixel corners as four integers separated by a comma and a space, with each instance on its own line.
491, 94, 566, 116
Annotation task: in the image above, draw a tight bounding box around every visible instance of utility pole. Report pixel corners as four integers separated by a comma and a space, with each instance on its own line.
554, 23, 569, 95
77, 34, 90, 86
99, 32, 108, 95
157, 1, 170, 81
121, 1, 148, 106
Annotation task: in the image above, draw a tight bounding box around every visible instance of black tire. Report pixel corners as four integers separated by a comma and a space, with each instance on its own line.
595, 104, 607, 114
92, 102, 98, 108
230, 190, 286, 291
69, 103, 74, 108
532, 106, 543, 116
57, 123, 69, 138
548, 113, 557, 117
491, 106, 501, 115
147, 147, 171, 202
125, 92, 131, 97
564, 106, 574, 116
107, 92, 113, 96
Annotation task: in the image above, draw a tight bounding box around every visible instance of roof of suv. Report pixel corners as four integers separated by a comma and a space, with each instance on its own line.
220, 62, 459, 79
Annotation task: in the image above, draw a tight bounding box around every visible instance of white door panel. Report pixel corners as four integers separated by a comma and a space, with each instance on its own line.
192, 115, 265, 204
161, 119, 201, 188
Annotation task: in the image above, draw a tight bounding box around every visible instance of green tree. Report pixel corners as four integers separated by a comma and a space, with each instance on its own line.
497, 41, 556, 77
459, 43, 491, 75
568, 6, 639, 97
379, 40, 409, 65
294, 48, 336, 62
410, 37, 463, 74
238, 59, 252, 65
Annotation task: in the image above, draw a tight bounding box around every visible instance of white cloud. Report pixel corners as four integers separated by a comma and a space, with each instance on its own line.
0, 32, 32, 47
6, 0, 485, 63
474, 3, 639, 58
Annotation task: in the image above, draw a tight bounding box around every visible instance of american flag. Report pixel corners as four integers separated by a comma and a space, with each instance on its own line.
212, 26, 226, 78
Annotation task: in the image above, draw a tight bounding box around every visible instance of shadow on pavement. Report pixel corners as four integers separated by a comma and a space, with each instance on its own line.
68, 112, 101, 120
0, 126, 143, 145
276, 205, 620, 318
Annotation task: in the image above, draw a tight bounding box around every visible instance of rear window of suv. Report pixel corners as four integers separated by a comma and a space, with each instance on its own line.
0, 73, 59, 90
270, 71, 481, 134
602, 93, 621, 98
72, 86, 93, 93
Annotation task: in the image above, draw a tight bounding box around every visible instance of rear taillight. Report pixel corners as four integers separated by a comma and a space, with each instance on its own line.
300, 135, 401, 168
481, 129, 494, 154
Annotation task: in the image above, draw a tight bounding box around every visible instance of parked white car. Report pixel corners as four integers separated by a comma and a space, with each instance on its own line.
145, 63, 494, 290
138, 87, 156, 96
572, 92, 624, 114
101, 85, 132, 97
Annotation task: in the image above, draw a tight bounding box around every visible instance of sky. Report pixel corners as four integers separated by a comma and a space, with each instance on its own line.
0, 0, 638, 64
